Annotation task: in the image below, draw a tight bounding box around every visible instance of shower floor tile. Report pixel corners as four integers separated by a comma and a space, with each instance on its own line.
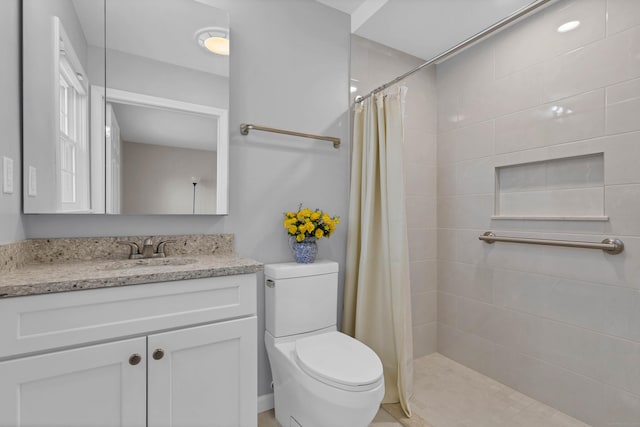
387, 353, 590, 427
258, 353, 589, 427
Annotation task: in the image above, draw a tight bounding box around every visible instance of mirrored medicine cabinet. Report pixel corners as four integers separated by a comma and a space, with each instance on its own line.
22, 0, 229, 215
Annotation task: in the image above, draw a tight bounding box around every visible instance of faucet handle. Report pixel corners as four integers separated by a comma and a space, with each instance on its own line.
117, 241, 141, 259
143, 237, 154, 246
155, 240, 177, 257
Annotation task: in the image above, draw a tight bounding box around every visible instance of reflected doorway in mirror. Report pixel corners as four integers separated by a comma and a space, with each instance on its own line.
90, 87, 228, 215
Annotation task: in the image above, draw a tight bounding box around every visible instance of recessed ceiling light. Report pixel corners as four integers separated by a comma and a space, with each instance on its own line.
557, 20, 580, 33
195, 27, 229, 56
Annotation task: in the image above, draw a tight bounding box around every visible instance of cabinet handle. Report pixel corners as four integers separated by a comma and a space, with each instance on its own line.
129, 353, 142, 366
153, 349, 165, 360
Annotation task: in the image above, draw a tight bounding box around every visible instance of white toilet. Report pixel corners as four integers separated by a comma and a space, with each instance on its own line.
264, 261, 384, 427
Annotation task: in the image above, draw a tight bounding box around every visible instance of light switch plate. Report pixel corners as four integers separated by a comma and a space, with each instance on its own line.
3, 156, 14, 194
28, 166, 37, 197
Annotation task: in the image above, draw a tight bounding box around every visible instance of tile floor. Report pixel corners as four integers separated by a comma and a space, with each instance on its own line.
258, 353, 590, 427
257, 406, 403, 427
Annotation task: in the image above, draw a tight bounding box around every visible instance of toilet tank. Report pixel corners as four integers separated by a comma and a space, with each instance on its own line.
265, 261, 339, 338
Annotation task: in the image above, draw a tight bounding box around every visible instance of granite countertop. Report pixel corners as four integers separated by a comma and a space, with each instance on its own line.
0, 254, 263, 298
0, 234, 262, 298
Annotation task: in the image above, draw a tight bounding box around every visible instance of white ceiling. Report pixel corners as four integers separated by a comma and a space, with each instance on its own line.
316, 0, 539, 61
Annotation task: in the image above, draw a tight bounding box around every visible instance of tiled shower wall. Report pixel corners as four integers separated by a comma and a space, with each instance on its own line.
351, 35, 438, 358
436, 0, 640, 424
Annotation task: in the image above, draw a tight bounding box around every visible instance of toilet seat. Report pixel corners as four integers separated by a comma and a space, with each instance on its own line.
294, 332, 383, 392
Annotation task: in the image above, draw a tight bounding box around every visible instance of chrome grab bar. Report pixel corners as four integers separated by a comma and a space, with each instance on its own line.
479, 232, 624, 255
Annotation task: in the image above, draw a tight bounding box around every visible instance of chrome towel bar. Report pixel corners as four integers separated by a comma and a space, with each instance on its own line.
479, 232, 624, 255
240, 123, 340, 149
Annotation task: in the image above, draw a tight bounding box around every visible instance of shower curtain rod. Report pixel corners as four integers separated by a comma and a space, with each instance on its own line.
354, 0, 556, 104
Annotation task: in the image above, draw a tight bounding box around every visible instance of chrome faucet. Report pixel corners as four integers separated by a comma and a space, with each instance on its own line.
117, 237, 176, 259
141, 237, 155, 258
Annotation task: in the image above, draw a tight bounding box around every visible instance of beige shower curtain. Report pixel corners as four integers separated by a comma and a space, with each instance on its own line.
343, 88, 413, 416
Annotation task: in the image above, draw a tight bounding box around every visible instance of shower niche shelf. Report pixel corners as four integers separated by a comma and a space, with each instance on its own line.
493, 153, 608, 221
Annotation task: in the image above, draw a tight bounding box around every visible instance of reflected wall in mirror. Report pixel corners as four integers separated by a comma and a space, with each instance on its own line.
23, 0, 230, 215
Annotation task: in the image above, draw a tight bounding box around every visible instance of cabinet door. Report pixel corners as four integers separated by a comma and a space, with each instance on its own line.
148, 317, 257, 427
0, 337, 147, 427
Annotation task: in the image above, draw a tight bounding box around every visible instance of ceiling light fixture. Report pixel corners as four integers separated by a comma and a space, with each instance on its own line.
557, 20, 580, 33
195, 27, 230, 56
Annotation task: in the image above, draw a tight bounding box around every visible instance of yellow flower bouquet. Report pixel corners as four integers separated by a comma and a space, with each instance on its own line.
284, 207, 340, 263
283, 207, 340, 242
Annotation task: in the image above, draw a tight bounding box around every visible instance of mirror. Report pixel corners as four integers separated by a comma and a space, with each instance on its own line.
22, 0, 230, 215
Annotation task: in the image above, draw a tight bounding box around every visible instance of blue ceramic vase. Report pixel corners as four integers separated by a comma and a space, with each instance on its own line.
290, 236, 318, 263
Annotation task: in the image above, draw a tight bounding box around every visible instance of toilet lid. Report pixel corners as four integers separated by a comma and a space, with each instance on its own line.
294, 332, 383, 390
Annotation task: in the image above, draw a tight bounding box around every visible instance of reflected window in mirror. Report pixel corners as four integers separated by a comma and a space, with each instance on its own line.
57, 18, 90, 212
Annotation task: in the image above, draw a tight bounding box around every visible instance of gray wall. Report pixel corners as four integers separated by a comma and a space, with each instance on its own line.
97, 47, 229, 108
23, 0, 351, 398
0, 0, 25, 244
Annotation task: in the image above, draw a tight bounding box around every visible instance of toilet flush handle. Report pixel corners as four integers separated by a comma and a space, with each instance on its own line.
266, 279, 275, 288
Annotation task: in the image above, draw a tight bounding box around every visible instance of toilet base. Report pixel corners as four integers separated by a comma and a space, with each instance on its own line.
265, 331, 384, 427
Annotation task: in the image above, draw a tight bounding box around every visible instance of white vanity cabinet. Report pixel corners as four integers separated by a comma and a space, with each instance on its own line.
0, 337, 148, 427
0, 274, 258, 427
147, 318, 256, 426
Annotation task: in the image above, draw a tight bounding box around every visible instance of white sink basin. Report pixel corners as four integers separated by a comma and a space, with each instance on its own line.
99, 258, 199, 271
